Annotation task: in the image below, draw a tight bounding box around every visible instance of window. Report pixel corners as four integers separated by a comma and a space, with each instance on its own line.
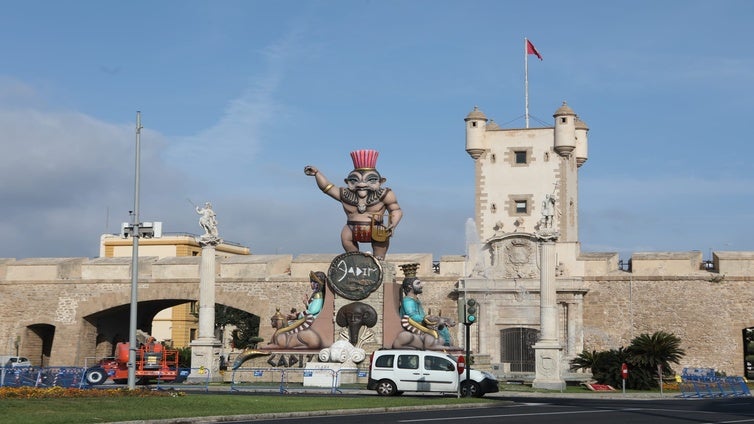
515, 151, 527, 164
375, 354, 395, 368
397, 354, 419, 370
424, 356, 454, 371
516, 200, 527, 214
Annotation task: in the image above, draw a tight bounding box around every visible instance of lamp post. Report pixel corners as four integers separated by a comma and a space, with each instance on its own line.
127, 111, 142, 390
122, 112, 154, 389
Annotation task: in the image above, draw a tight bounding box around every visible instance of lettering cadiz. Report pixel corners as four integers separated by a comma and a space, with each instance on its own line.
327, 252, 383, 300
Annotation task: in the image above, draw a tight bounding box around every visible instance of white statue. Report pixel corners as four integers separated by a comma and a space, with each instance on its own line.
542, 194, 556, 229
196, 202, 219, 237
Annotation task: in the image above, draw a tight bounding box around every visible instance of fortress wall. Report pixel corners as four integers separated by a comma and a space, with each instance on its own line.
1, 252, 753, 373
582, 275, 754, 376
715, 251, 754, 276
631, 251, 705, 276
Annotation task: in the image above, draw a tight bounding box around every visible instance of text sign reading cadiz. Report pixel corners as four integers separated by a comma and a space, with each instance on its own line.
327, 252, 383, 300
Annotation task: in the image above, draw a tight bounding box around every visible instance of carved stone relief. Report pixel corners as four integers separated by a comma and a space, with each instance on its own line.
490, 236, 539, 279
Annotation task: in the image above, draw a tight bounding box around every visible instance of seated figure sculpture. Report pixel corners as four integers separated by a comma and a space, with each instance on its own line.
264, 271, 328, 350
392, 264, 459, 350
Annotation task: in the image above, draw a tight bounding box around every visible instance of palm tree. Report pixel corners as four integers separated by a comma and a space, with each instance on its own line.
627, 331, 685, 389
628, 331, 685, 373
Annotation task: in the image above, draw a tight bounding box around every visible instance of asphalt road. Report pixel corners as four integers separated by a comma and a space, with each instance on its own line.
221, 395, 754, 424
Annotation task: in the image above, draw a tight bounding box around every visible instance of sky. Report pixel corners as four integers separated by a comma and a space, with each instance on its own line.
1, 0, 753, 262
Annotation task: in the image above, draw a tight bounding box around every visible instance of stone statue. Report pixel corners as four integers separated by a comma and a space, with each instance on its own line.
304, 149, 402, 260
541, 194, 556, 229
196, 202, 219, 237
391, 264, 460, 350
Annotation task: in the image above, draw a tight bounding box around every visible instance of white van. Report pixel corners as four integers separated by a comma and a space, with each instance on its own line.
367, 349, 499, 397
0, 356, 31, 368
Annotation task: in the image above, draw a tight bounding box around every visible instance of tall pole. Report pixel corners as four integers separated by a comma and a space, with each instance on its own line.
127, 111, 143, 390
464, 322, 471, 397
524, 37, 530, 129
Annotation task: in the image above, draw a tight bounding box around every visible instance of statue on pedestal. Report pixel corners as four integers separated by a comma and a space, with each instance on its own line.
195, 201, 221, 244
304, 149, 402, 260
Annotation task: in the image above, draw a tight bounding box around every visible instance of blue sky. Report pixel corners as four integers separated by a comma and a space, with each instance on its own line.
1, 0, 753, 261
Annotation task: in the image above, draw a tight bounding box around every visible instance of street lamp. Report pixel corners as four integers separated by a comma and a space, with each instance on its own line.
122, 112, 154, 389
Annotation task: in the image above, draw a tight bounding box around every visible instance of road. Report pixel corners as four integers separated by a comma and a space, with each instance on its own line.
223, 396, 754, 424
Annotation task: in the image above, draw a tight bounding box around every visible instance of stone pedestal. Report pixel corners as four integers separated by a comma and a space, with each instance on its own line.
532, 238, 565, 390
188, 237, 223, 383
188, 338, 222, 383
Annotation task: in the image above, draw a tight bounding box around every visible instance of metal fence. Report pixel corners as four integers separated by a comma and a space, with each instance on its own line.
679, 367, 752, 398
230, 367, 369, 394
0, 366, 88, 388
0, 366, 207, 391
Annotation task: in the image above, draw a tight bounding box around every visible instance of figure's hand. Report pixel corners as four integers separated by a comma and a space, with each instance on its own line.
304, 166, 318, 176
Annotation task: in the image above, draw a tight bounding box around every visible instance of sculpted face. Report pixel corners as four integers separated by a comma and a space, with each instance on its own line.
411, 279, 424, 295
345, 170, 383, 198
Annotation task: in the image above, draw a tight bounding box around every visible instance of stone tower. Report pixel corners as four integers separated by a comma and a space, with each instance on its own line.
461, 102, 590, 380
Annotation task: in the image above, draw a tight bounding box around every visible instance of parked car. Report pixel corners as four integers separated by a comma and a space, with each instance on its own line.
0, 355, 31, 368
367, 349, 499, 397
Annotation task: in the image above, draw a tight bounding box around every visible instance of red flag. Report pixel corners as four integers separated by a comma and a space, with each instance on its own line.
526, 39, 543, 60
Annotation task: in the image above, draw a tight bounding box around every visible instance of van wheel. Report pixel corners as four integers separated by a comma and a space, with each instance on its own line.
461, 381, 482, 397
375, 379, 397, 396
84, 367, 108, 385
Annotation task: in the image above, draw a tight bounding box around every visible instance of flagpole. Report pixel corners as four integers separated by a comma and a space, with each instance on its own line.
524, 37, 530, 129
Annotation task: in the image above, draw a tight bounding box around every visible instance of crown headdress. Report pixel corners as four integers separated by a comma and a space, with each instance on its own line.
350, 149, 379, 170
399, 263, 420, 278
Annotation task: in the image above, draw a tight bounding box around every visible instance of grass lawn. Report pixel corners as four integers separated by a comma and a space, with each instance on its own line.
0, 392, 492, 424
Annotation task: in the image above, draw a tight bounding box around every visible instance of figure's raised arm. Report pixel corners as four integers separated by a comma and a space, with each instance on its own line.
304, 165, 340, 199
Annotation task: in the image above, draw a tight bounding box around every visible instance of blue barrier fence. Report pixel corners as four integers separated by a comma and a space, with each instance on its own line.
0, 366, 206, 391
679, 367, 751, 398
0, 366, 88, 388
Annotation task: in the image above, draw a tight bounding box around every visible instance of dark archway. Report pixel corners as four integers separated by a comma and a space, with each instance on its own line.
83, 299, 192, 361
23, 324, 55, 367
500, 327, 539, 372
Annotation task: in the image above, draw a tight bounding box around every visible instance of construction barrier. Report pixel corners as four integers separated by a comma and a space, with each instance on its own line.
679, 367, 751, 398
230, 367, 368, 394
0, 366, 87, 388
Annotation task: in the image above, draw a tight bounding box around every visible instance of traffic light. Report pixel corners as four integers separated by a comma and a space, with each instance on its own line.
465, 298, 478, 324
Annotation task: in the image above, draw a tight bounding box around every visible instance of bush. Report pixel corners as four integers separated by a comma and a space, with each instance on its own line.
570, 331, 686, 390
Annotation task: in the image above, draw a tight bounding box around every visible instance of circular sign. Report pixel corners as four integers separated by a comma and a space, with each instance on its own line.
327, 252, 383, 300
457, 355, 465, 375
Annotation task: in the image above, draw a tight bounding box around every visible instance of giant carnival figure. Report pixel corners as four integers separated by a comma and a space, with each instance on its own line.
304, 149, 402, 260
392, 263, 460, 350
264, 271, 329, 350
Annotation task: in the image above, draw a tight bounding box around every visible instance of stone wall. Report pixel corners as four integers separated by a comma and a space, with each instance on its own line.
582, 275, 754, 375
1, 251, 752, 376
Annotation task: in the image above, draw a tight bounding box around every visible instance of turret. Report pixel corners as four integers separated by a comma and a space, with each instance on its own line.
465, 106, 488, 159
574, 117, 589, 167
553, 102, 576, 156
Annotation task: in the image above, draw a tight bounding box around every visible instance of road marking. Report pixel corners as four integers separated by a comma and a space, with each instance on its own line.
397, 407, 735, 423
398, 409, 617, 422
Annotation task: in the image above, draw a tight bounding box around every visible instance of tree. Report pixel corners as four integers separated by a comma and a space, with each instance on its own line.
214, 305, 263, 350
570, 348, 629, 388
627, 331, 685, 389
570, 331, 686, 390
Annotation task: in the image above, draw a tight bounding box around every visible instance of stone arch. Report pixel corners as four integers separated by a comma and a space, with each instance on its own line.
21, 323, 55, 367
